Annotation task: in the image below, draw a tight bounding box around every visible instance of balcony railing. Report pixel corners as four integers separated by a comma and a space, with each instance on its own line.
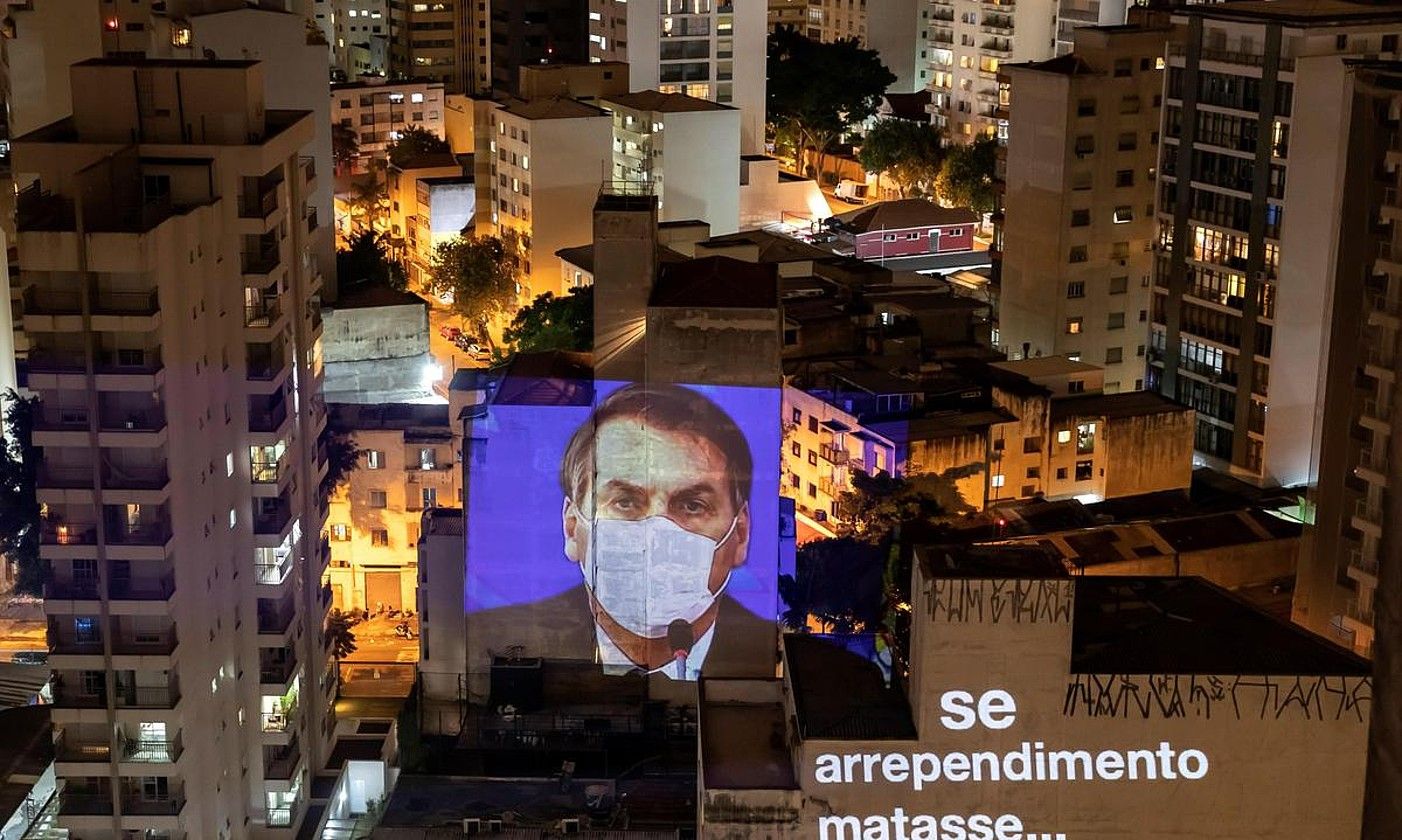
247, 352, 287, 381
122, 735, 183, 763
58, 793, 114, 816
254, 504, 293, 535
116, 683, 181, 708
1354, 498, 1383, 525
239, 188, 280, 220
256, 551, 295, 585
26, 351, 86, 373
110, 633, 178, 656
37, 465, 92, 488
108, 573, 176, 601
818, 444, 849, 465
93, 289, 160, 316
102, 463, 169, 490
1346, 596, 1375, 625
257, 600, 296, 634
1358, 447, 1388, 476
105, 521, 172, 545
121, 794, 186, 816
94, 349, 162, 375
1348, 549, 1380, 579
249, 400, 289, 433
260, 657, 297, 685
264, 741, 302, 779
44, 577, 100, 600
241, 247, 281, 275
245, 297, 282, 328
251, 458, 286, 484
41, 522, 97, 546
1363, 397, 1392, 422
261, 704, 299, 733
99, 408, 166, 432
55, 732, 112, 762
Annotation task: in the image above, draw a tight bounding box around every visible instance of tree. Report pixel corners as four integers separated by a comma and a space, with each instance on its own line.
767, 27, 896, 185
336, 230, 406, 291
778, 537, 886, 633
318, 424, 360, 504
332, 122, 360, 172
387, 125, 449, 169
348, 171, 388, 234
324, 609, 359, 662
426, 231, 522, 346
0, 390, 41, 596
501, 285, 593, 355
835, 469, 972, 545
936, 136, 998, 216
858, 119, 945, 199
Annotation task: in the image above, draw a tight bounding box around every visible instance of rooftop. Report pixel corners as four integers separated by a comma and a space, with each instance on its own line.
328, 280, 429, 311
1180, 0, 1402, 25
555, 243, 689, 275
391, 151, 460, 172
1050, 390, 1191, 422
989, 356, 1101, 379
700, 682, 798, 791
650, 256, 779, 309
500, 96, 608, 121
916, 543, 1069, 579
604, 90, 733, 113
784, 634, 916, 740
1070, 577, 1371, 676
830, 199, 979, 234
76, 56, 257, 69
492, 351, 594, 405
879, 91, 934, 122
696, 229, 834, 264
424, 507, 463, 537
331, 77, 444, 91
1009, 54, 1095, 76
327, 402, 450, 432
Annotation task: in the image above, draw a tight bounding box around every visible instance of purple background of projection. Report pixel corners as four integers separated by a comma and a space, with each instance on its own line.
464, 380, 781, 622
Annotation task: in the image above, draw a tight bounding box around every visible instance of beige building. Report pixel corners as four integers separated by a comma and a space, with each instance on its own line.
386, 152, 473, 287
16, 58, 332, 837
602, 90, 741, 234
997, 22, 1168, 394
927, 0, 1057, 140
767, 0, 807, 32
1294, 60, 1402, 659
386, 0, 485, 93
700, 563, 1373, 840
782, 358, 1194, 537
331, 77, 447, 170
488, 96, 612, 300
586, 0, 768, 153
325, 404, 459, 612
805, 0, 927, 93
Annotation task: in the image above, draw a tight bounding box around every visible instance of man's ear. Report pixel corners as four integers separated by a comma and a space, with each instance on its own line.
562, 497, 587, 565
726, 502, 751, 569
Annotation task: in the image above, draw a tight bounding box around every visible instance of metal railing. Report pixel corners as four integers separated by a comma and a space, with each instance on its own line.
1348, 549, 1380, 579
249, 400, 289, 433
108, 573, 176, 601
115, 683, 181, 708
254, 504, 293, 535
264, 741, 302, 779
1355, 498, 1383, 525
102, 463, 169, 490
1346, 596, 1375, 625
239, 188, 279, 220
1363, 397, 1392, 422
256, 551, 295, 585
105, 521, 172, 545
122, 734, 182, 763
245, 297, 282, 328
120, 794, 185, 816
57, 793, 113, 816
818, 444, 849, 465
99, 408, 165, 432
261, 704, 299, 733
54, 732, 111, 762
1358, 447, 1388, 476
241, 247, 281, 275
41, 523, 97, 545
260, 657, 297, 684
257, 599, 296, 634
93, 289, 159, 316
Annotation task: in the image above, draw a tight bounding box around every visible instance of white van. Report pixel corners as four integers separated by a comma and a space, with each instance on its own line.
834, 179, 869, 203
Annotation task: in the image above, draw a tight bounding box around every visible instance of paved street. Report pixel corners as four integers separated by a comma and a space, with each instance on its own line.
0, 596, 46, 661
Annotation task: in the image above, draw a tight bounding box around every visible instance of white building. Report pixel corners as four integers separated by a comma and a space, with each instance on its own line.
415, 507, 464, 714
330, 0, 390, 77
602, 90, 741, 234
927, 0, 1057, 140
586, 0, 768, 153
15, 58, 332, 837
1055, 0, 1132, 56
331, 77, 447, 169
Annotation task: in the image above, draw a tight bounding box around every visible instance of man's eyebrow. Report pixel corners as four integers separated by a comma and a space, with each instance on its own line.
672, 482, 721, 498
600, 479, 646, 495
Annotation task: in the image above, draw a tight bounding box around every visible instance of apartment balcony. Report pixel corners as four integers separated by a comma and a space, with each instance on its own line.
55, 732, 112, 764
239, 188, 280, 221
241, 247, 281, 277
102, 462, 170, 494
1377, 239, 1402, 275
264, 739, 303, 780
58, 792, 114, 816
980, 41, 1013, 57
300, 156, 318, 191
1356, 447, 1388, 486
245, 296, 283, 330
256, 551, 295, 586
260, 655, 298, 687
249, 399, 290, 434
1361, 397, 1392, 427
40, 521, 97, 549
818, 444, 849, 465
981, 14, 1013, 33
1351, 498, 1384, 538
1347, 549, 1380, 585
980, 0, 1014, 8
37, 464, 94, 490
108, 572, 176, 602
262, 703, 300, 735
110, 631, 178, 657
1344, 596, 1375, 628
50, 676, 181, 709
817, 477, 844, 498
1367, 290, 1401, 329
254, 501, 294, 537
121, 791, 186, 817
257, 599, 297, 636
122, 733, 183, 764
1364, 342, 1396, 381
247, 348, 288, 383
105, 520, 173, 547
98, 406, 168, 446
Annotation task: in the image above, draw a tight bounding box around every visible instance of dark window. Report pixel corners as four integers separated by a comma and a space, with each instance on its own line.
1071, 209, 1090, 227
1075, 460, 1094, 481
1023, 436, 1041, 454
791, 441, 801, 456
1115, 169, 1134, 187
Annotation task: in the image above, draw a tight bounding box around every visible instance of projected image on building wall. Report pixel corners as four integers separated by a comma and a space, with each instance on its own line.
466, 380, 780, 681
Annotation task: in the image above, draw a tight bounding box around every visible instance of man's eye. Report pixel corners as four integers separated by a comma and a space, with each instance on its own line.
679, 498, 711, 516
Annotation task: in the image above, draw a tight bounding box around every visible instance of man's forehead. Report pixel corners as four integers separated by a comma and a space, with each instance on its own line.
591, 419, 729, 483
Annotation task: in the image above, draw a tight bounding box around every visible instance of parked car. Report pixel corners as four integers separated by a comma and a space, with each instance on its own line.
439, 325, 462, 341
11, 651, 46, 666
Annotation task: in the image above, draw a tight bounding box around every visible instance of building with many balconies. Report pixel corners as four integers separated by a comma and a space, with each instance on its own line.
14, 58, 333, 838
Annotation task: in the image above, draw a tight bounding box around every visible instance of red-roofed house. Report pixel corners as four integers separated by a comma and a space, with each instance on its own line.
829, 199, 978, 260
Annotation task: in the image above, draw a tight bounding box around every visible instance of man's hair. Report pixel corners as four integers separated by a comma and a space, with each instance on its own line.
560, 383, 753, 511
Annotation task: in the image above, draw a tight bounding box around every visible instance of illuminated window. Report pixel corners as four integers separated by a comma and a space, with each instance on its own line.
1066, 317, 1083, 335
1056, 430, 1072, 445
411, 92, 424, 103
171, 23, 192, 47
1076, 423, 1096, 455
331, 524, 350, 541
365, 450, 384, 469
991, 474, 1005, 488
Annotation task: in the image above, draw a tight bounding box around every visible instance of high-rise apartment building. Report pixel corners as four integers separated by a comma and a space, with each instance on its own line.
766, 0, 806, 33
585, 0, 767, 153
387, 0, 482, 93
329, 0, 390, 77
489, 0, 591, 97
803, 0, 928, 94
1293, 59, 1402, 662
927, 0, 1056, 140
1151, 2, 1402, 485
1054, 0, 1132, 56
330, 77, 447, 169
15, 58, 332, 837
602, 90, 741, 233
998, 22, 1167, 393
489, 97, 612, 299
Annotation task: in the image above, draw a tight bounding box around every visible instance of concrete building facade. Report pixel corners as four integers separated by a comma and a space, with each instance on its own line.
927, 0, 1057, 140
331, 78, 447, 170
586, 0, 768, 153
16, 58, 332, 838
1152, 3, 1402, 486
601, 90, 741, 234
998, 23, 1168, 394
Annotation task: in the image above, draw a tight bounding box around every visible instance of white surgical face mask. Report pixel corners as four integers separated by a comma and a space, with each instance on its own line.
582, 514, 738, 639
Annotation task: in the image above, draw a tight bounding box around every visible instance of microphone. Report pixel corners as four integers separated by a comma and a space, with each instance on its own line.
667, 619, 694, 680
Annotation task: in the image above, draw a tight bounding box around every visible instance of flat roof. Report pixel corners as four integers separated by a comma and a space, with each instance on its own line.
327, 402, 449, 431
1071, 577, 1370, 676
649, 256, 778, 309
988, 356, 1101, 379
700, 691, 799, 790
784, 634, 916, 740
76, 56, 257, 69
328, 280, 428, 311
500, 96, 607, 121
830, 199, 979, 234
1180, 0, 1402, 25
604, 90, 733, 113
492, 351, 594, 405
1051, 390, 1191, 422
424, 507, 463, 536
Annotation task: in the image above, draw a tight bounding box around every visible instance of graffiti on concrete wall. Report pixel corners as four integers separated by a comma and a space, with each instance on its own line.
1062, 673, 1373, 722
929, 579, 1074, 625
